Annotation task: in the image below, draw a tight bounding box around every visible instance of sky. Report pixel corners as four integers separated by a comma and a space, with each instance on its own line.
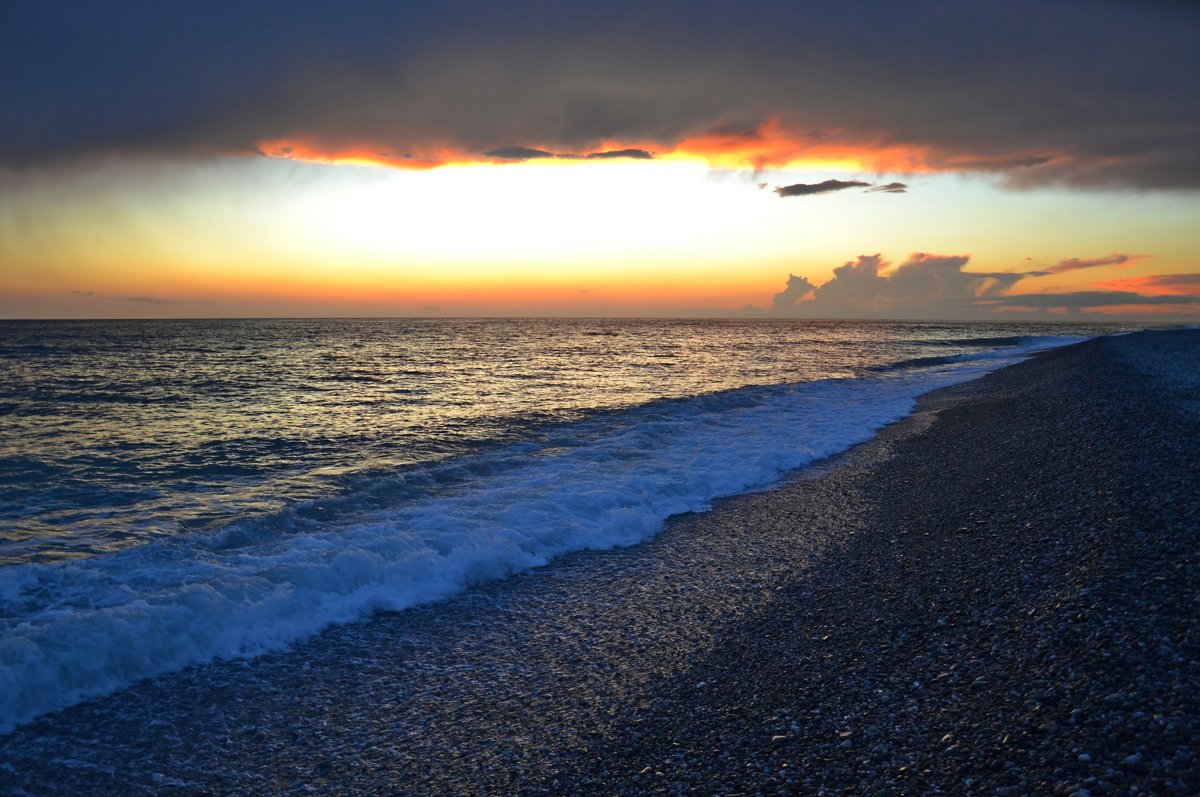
2, 0, 1198, 320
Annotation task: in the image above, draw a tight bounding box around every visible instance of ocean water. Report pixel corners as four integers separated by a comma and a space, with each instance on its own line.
0, 318, 1142, 732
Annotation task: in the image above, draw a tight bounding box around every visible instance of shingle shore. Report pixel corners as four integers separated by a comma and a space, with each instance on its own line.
2, 330, 1196, 796
556, 331, 1200, 797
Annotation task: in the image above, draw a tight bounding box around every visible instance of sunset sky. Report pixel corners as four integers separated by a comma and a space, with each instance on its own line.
2, 1, 1198, 320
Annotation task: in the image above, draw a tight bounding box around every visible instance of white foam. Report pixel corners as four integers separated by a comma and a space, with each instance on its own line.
0, 337, 1080, 732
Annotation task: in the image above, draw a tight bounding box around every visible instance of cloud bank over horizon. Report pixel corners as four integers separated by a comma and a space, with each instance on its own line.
2, 1, 1197, 189
769, 253, 1025, 318
767, 252, 1200, 319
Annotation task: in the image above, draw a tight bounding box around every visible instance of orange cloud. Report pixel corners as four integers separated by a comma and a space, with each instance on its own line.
257, 138, 470, 170
1092, 274, 1200, 296
256, 118, 1063, 176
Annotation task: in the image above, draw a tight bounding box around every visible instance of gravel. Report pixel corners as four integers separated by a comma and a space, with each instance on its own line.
1, 329, 1196, 796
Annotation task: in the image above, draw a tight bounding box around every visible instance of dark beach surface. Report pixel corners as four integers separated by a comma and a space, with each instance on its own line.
2, 329, 1197, 796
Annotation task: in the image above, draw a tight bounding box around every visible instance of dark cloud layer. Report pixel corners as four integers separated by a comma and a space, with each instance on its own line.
1, 1, 1197, 188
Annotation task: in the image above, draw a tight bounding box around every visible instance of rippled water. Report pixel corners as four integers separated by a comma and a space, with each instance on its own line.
0, 317, 1144, 731
0, 318, 1134, 563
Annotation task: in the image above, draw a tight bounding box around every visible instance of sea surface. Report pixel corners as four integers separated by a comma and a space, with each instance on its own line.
0, 318, 1145, 732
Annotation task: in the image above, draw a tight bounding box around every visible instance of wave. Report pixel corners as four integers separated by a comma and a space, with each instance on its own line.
0, 335, 1082, 733
926, 334, 1027, 347
874, 336, 1087, 373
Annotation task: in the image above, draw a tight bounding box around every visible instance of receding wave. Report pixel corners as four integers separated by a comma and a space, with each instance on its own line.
928, 335, 1028, 347
874, 336, 1085, 373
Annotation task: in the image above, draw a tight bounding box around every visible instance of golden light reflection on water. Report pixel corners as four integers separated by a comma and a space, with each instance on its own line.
1, 317, 1147, 565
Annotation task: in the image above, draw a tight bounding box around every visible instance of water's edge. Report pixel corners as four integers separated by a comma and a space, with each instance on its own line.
0, 333, 1097, 733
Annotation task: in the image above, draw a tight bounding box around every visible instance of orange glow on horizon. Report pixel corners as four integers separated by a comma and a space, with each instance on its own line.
257, 119, 1061, 176
6, 259, 776, 315
6, 132, 1196, 322
258, 138, 469, 170
663, 120, 926, 173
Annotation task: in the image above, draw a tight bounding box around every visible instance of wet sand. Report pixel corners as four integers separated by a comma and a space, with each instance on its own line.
2, 329, 1197, 796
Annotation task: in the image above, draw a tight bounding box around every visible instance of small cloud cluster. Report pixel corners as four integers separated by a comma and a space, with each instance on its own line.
775, 179, 870, 197
585, 149, 654, 160
1046, 252, 1146, 274
485, 146, 653, 162
775, 179, 908, 198
485, 146, 555, 161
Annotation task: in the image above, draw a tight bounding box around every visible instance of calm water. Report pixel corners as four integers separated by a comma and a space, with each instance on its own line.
0, 317, 1144, 730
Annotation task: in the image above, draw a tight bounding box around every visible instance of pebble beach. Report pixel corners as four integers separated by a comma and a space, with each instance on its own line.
2, 328, 1196, 796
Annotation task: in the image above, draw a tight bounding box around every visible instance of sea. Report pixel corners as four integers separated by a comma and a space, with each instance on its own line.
0, 317, 1147, 733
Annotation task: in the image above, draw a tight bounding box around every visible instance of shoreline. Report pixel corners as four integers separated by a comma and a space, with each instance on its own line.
2, 330, 1196, 795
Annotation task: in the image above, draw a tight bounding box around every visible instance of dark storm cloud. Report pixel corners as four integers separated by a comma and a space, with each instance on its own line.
775, 180, 871, 197
2, 1, 1197, 188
